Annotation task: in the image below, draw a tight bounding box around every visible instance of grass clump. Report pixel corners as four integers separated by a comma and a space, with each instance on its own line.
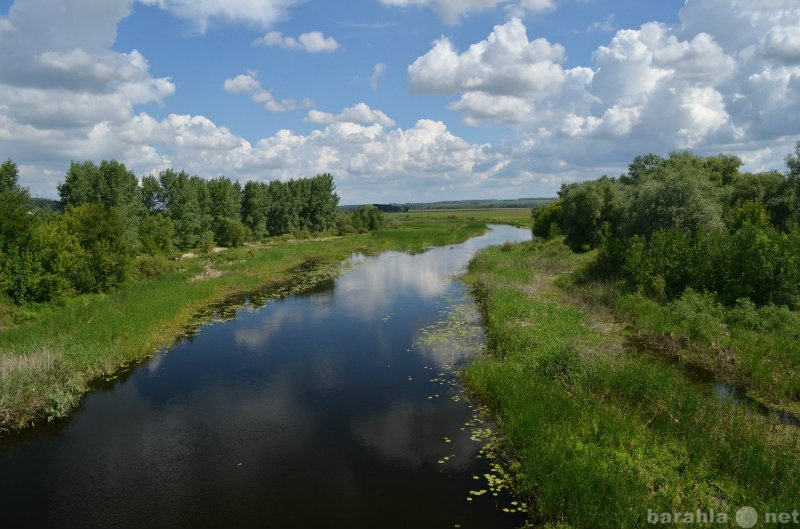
464, 237, 800, 529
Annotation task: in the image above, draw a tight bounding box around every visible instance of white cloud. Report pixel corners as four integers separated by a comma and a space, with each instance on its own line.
139, 0, 303, 31
223, 70, 300, 112
253, 30, 340, 52
371, 63, 387, 91
448, 92, 533, 125
305, 103, 396, 127
408, 18, 570, 96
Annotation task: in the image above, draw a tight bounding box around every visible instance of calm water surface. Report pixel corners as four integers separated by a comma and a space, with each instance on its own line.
0, 225, 531, 529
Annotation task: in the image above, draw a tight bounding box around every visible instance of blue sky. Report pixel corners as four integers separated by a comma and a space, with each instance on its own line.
1, 0, 799, 204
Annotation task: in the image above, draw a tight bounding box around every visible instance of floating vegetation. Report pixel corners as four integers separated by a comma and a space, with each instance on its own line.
413, 290, 531, 523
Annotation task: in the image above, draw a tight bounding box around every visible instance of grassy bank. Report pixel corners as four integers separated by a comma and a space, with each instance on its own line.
464, 237, 800, 529
0, 210, 529, 433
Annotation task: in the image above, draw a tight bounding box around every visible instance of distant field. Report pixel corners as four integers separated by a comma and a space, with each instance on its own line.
387, 208, 533, 227
341, 197, 554, 212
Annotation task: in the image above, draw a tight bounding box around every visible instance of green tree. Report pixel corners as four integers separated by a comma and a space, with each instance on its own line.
266, 180, 298, 236
559, 176, 624, 251
785, 140, 800, 226
622, 151, 724, 240
531, 200, 563, 239
351, 204, 384, 231
158, 169, 209, 249
61, 204, 133, 294
0, 159, 38, 304
138, 214, 176, 256
207, 176, 246, 246
0, 159, 33, 252
241, 181, 270, 240
307, 173, 340, 232
140, 174, 165, 215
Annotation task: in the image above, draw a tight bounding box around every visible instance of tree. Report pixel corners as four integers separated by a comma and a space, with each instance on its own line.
158, 169, 209, 249
0, 159, 37, 304
241, 181, 271, 240
559, 176, 624, 251
61, 204, 133, 293
0, 159, 33, 251
531, 200, 563, 239
206, 176, 246, 246
622, 152, 724, 240
351, 205, 384, 231
266, 180, 298, 236
58, 160, 144, 221
785, 140, 800, 226
138, 214, 176, 256
307, 173, 340, 232
140, 174, 166, 215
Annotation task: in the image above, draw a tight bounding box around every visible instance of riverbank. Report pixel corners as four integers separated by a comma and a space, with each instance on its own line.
464, 237, 800, 529
0, 210, 529, 433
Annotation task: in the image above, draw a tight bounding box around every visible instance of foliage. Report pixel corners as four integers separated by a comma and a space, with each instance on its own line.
351, 204, 384, 231
138, 214, 177, 256
531, 200, 562, 239
58, 160, 145, 232
552, 144, 800, 308
206, 176, 243, 246
558, 176, 623, 250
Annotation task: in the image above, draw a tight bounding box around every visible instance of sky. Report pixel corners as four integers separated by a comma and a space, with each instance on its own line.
1, 0, 799, 204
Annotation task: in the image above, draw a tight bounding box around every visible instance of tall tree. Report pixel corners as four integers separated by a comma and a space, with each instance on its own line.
0, 159, 37, 303
266, 180, 298, 236
158, 169, 209, 249
241, 181, 270, 240
207, 176, 246, 246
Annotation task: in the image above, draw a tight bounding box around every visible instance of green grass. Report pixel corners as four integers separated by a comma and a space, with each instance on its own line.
0, 210, 526, 432
615, 291, 800, 415
464, 237, 800, 529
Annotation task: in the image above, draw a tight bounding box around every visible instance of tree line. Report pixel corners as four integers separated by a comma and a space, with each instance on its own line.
532, 142, 800, 308
0, 159, 340, 305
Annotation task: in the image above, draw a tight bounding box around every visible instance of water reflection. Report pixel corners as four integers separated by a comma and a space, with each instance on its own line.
0, 225, 531, 529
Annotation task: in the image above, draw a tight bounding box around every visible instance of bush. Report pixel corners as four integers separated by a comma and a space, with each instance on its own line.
351, 205, 384, 231
531, 201, 563, 239
199, 231, 216, 253
133, 254, 173, 280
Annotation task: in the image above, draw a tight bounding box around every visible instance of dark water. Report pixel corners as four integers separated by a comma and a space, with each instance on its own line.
0, 225, 531, 529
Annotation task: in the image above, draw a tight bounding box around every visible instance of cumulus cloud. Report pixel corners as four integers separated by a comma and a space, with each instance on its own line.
412, 3, 800, 177
253, 30, 340, 52
408, 18, 570, 96
304, 103, 396, 127
223, 70, 302, 112
0, 0, 175, 147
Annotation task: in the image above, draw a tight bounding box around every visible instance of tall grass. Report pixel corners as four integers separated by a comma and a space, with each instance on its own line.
464, 237, 800, 528
0, 211, 519, 432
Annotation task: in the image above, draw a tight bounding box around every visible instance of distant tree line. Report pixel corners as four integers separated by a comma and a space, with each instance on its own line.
0, 159, 340, 305
532, 143, 800, 308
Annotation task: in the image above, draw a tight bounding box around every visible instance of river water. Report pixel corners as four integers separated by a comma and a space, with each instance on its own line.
0, 224, 532, 529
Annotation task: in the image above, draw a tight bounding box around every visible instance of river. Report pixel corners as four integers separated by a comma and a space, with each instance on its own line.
0, 224, 532, 529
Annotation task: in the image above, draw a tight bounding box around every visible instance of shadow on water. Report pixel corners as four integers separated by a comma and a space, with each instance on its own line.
0, 225, 532, 529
